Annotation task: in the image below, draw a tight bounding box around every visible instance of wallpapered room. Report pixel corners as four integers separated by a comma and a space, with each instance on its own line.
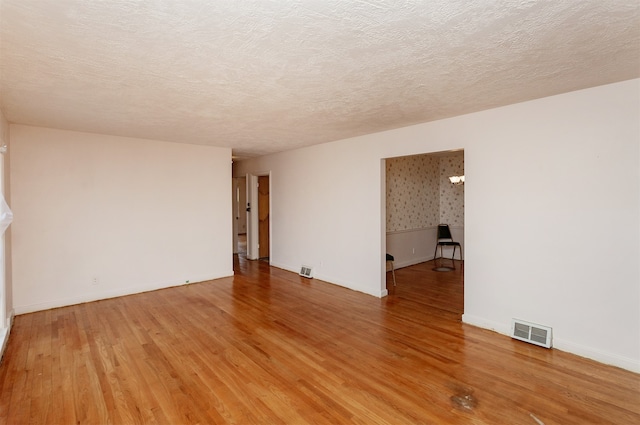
385, 150, 465, 313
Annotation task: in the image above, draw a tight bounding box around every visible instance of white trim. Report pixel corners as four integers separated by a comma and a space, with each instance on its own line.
0, 230, 5, 334
14, 272, 233, 315
314, 271, 388, 298
0, 309, 13, 363
0, 154, 6, 348
463, 313, 640, 373
270, 261, 388, 298
393, 255, 434, 269
232, 178, 239, 254
386, 225, 464, 266
247, 171, 271, 261
0, 328, 9, 362
553, 338, 640, 374
462, 313, 509, 334
246, 174, 259, 260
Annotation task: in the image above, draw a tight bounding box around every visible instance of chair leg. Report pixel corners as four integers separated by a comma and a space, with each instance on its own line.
386, 260, 396, 286
451, 246, 457, 269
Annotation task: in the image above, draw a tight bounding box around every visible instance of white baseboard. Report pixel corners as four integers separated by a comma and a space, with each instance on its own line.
463, 314, 640, 373
393, 255, 434, 269
14, 271, 234, 315
462, 313, 510, 334
270, 261, 387, 298
387, 226, 464, 268
0, 328, 8, 361
553, 338, 640, 373
0, 309, 14, 363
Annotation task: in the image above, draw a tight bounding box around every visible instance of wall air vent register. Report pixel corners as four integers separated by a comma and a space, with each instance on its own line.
511, 319, 552, 348
299, 266, 313, 279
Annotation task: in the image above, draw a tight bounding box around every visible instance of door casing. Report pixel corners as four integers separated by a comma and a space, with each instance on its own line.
246, 172, 271, 261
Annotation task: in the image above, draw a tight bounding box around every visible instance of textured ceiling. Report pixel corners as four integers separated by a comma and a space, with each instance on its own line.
0, 1, 638, 158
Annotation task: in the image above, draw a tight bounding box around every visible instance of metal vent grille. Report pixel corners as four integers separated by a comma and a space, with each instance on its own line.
513, 322, 530, 339
530, 327, 548, 345
511, 319, 552, 348
299, 266, 313, 278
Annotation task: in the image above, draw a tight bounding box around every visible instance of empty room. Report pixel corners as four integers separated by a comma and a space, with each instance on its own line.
0, 1, 638, 424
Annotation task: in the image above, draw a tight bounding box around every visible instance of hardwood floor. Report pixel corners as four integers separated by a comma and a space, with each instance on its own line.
0, 256, 638, 424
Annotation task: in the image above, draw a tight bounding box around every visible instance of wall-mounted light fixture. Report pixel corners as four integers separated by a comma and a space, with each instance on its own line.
449, 175, 465, 185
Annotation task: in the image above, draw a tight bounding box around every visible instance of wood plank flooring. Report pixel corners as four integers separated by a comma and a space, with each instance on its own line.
0, 256, 638, 424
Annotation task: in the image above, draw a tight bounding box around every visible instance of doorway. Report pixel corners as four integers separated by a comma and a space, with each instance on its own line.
232, 176, 247, 257
258, 175, 270, 261
384, 150, 464, 313
244, 173, 271, 262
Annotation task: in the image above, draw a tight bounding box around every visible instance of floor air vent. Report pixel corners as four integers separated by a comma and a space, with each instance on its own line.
511, 319, 552, 348
299, 266, 313, 278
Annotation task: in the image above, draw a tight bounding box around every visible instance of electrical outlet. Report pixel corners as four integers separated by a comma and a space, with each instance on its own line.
412, 248, 415, 254
92, 277, 99, 285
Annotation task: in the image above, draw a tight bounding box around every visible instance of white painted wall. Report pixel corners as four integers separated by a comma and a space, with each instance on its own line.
235, 79, 640, 372
11, 125, 233, 313
386, 227, 436, 268
237, 143, 384, 295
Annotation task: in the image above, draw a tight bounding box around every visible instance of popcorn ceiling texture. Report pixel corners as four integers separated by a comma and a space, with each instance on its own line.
0, 1, 638, 158
386, 152, 464, 232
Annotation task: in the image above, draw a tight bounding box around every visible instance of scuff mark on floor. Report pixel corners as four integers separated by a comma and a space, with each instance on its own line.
530, 413, 545, 425
450, 387, 478, 411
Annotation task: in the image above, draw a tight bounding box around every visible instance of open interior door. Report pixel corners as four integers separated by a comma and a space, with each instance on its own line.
258, 175, 270, 260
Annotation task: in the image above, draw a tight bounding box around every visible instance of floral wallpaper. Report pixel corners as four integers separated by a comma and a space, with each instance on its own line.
386, 152, 464, 232
439, 152, 465, 226
386, 155, 439, 231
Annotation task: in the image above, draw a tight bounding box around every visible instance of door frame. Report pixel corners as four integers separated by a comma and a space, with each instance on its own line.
246, 172, 271, 262
382, 150, 465, 300
257, 175, 270, 259
232, 178, 239, 255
